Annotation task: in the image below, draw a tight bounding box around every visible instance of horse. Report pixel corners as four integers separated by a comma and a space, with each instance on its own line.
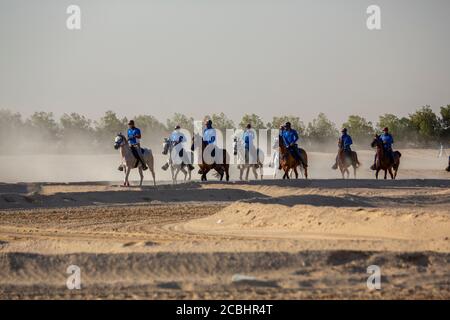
336, 148, 360, 179
279, 138, 308, 179
370, 135, 401, 180
269, 136, 303, 179
446, 156, 450, 172
191, 134, 230, 181
114, 133, 156, 187
233, 136, 264, 181
162, 138, 193, 184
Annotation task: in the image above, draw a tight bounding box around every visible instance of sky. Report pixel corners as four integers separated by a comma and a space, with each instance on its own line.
0, 0, 449, 125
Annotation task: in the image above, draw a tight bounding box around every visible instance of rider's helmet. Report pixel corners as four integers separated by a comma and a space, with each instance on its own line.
342, 128, 347, 133
285, 122, 291, 128
246, 123, 252, 129
383, 127, 389, 133
206, 119, 213, 127
175, 125, 181, 130
128, 120, 135, 127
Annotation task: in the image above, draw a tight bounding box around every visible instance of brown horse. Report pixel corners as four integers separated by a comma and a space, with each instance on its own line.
191, 134, 230, 181
336, 149, 360, 179
370, 135, 401, 179
279, 138, 308, 179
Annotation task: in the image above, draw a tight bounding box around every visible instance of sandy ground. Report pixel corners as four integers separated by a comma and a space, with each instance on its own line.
0, 149, 449, 299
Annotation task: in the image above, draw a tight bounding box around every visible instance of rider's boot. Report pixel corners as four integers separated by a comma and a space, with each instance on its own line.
331, 155, 338, 170
161, 162, 169, 171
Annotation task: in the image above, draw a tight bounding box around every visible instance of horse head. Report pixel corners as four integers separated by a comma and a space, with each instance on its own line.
114, 133, 127, 150
370, 134, 381, 148
162, 138, 170, 155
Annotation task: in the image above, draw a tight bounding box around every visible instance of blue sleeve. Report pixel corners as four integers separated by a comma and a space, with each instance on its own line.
348, 136, 353, 145
135, 128, 141, 136
293, 130, 299, 142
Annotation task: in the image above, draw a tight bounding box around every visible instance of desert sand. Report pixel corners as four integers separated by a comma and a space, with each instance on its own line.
0, 149, 449, 299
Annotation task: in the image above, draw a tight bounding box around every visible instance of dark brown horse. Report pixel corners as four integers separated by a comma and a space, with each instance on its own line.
370, 135, 401, 179
279, 138, 308, 179
191, 134, 230, 181
337, 148, 360, 179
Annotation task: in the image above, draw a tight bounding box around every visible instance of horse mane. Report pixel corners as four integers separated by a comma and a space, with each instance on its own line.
118, 133, 128, 143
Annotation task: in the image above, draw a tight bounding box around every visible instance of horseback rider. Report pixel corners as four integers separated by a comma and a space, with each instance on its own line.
162, 125, 195, 171
280, 122, 306, 167
203, 119, 217, 158
332, 128, 353, 170
243, 123, 256, 164
371, 127, 394, 170
127, 120, 147, 170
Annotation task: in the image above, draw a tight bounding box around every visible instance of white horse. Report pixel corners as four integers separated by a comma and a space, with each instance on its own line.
162, 138, 192, 184
233, 136, 264, 180
114, 133, 156, 187
269, 136, 303, 179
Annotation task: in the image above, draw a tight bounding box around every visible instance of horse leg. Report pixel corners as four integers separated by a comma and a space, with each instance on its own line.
252, 166, 258, 180
138, 167, 144, 187
146, 155, 156, 186
260, 163, 264, 180
375, 169, 379, 180
225, 165, 230, 182
245, 167, 250, 181
388, 168, 394, 180
384, 170, 387, 180
303, 165, 308, 179
239, 168, 243, 181
293, 167, 299, 179
124, 167, 131, 187
353, 165, 357, 179
170, 166, 176, 184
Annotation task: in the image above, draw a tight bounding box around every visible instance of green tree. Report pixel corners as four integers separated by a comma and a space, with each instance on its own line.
134, 114, 169, 145
306, 113, 338, 142
0, 109, 22, 129
166, 113, 195, 133
209, 112, 235, 131
439, 105, 450, 144
408, 106, 441, 145
377, 114, 416, 145
267, 115, 305, 134
239, 113, 266, 130
342, 115, 375, 144
26, 111, 60, 140
95, 110, 128, 142
60, 113, 93, 137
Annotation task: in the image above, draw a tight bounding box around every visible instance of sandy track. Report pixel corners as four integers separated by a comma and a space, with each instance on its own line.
0, 179, 449, 299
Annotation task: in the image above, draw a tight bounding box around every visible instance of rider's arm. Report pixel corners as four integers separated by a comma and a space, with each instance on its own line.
293, 131, 299, 144
134, 128, 142, 139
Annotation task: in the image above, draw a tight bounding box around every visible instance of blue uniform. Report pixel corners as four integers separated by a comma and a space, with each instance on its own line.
170, 130, 185, 144
340, 134, 353, 151
281, 129, 299, 147
203, 128, 216, 145
243, 130, 255, 150
380, 133, 394, 149
127, 127, 141, 145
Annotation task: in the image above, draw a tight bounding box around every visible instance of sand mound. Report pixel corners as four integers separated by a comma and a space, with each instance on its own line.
180, 202, 450, 252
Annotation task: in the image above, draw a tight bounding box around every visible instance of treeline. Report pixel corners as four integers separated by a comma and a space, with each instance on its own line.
0, 105, 448, 154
